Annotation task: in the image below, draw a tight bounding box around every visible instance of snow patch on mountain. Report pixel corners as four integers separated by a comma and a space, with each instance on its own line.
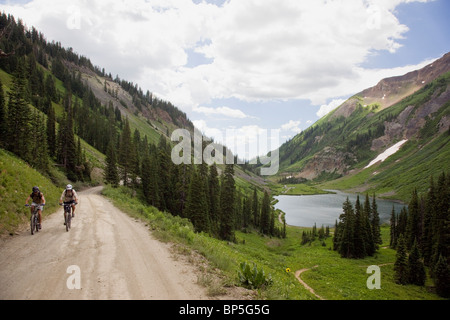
365, 139, 408, 169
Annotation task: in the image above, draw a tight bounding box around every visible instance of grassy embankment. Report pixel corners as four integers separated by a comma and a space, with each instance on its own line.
0, 149, 62, 235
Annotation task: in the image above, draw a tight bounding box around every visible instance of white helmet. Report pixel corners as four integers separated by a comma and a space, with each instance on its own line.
66, 184, 73, 190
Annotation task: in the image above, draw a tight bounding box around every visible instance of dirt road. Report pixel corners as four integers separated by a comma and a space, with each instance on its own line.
0, 186, 208, 300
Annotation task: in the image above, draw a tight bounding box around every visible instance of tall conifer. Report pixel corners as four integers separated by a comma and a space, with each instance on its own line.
338, 198, 355, 258
394, 234, 409, 285
185, 166, 209, 233
6, 62, 31, 160
0, 78, 6, 147
219, 164, 235, 241
260, 190, 271, 235
118, 118, 132, 186
434, 254, 450, 298
408, 239, 426, 286
104, 141, 119, 187
371, 194, 382, 246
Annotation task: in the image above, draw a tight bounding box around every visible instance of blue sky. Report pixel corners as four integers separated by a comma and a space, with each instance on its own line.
1, 0, 449, 159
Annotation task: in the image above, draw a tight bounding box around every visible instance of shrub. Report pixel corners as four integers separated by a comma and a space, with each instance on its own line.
238, 261, 272, 289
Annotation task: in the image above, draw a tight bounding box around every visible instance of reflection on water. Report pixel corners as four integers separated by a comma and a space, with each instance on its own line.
274, 190, 407, 228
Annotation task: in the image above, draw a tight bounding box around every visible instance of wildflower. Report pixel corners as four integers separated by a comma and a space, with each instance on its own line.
286, 268, 291, 273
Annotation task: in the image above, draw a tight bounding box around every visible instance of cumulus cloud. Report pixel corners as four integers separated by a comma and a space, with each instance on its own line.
281, 120, 302, 133
193, 106, 249, 119
191, 120, 280, 160
316, 99, 347, 118
0, 0, 435, 110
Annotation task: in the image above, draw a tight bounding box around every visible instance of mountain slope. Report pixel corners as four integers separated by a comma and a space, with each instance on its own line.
0, 13, 267, 237
277, 53, 450, 201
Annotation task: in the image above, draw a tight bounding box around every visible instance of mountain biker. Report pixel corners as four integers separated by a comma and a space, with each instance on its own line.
25, 186, 46, 229
59, 184, 78, 218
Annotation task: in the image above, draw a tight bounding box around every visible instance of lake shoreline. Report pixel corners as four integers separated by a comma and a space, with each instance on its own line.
274, 190, 408, 228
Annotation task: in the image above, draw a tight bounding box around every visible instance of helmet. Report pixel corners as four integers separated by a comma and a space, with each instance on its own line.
32, 186, 39, 193
66, 184, 73, 190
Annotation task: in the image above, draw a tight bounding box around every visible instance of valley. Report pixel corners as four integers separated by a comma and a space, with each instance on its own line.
0, 12, 448, 301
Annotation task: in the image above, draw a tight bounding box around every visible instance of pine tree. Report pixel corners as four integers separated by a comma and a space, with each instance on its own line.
141, 151, 160, 207
434, 254, 450, 298
251, 187, 259, 228
208, 163, 220, 234
423, 176, 436, 266
371, 194, 382, 246
260, 190, 271, 235
363, 198, 376, 257
130, 128, 141, 186
406, 188, 420, 250
353, 195, 366, 258
394, 234, 409, 285
104, 141, 119, 187
397, 206, 408, 241
431, 172, 450, 267
118, 118, 133, 187
219, 164, 235, 241
390, 206, 397, 248
242, 195, 252, 230
185, 166, 209, 233
333, 219, 340, 251
0, 77, 6, 147
156, 135, 172, 212
46, 105, 56, 158
408, 239, 426, 286
65, 101, 77, 181
338, 197, 355, 258
30, 110, 49, 172
55, 95, 77, 181
6, 62, 31, 161
312, 222, 317, 240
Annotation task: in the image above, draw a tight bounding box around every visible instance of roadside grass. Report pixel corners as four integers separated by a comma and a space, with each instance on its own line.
101, 185, 443, 300
0, 149, 62, 236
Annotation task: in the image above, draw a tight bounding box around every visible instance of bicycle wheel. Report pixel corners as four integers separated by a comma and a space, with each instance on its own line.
65, 210, 70, 232
35, 215, 39, 233
67, 209, 71, 230
31, 214, 35, 235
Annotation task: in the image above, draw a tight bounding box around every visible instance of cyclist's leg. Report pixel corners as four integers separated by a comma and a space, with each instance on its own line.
71, 204, 75, 217
38, 208, 42, 227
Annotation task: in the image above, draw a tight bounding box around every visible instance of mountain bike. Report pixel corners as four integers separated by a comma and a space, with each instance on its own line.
61, 201, 77, 232
25, 204, 44, 235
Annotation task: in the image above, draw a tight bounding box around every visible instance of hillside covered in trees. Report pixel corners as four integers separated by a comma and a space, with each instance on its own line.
0, 12, 279, 243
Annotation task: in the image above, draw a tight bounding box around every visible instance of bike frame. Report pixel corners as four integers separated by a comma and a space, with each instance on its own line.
28, 204, 42, 235
63, 201, 75, 232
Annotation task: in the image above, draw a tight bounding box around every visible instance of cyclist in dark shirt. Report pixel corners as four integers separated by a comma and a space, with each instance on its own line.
25, 186, 46, 229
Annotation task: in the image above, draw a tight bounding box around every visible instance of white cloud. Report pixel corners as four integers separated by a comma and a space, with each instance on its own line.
317, 99, 347, 118
193, 106, 249, 119
0, 0, 436, 109
281, 120, 302, 133
191, 120, 280, 160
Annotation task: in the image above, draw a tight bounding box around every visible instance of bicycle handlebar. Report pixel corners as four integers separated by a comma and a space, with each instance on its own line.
25, 204, 45, 207
60, 201, 78, 205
